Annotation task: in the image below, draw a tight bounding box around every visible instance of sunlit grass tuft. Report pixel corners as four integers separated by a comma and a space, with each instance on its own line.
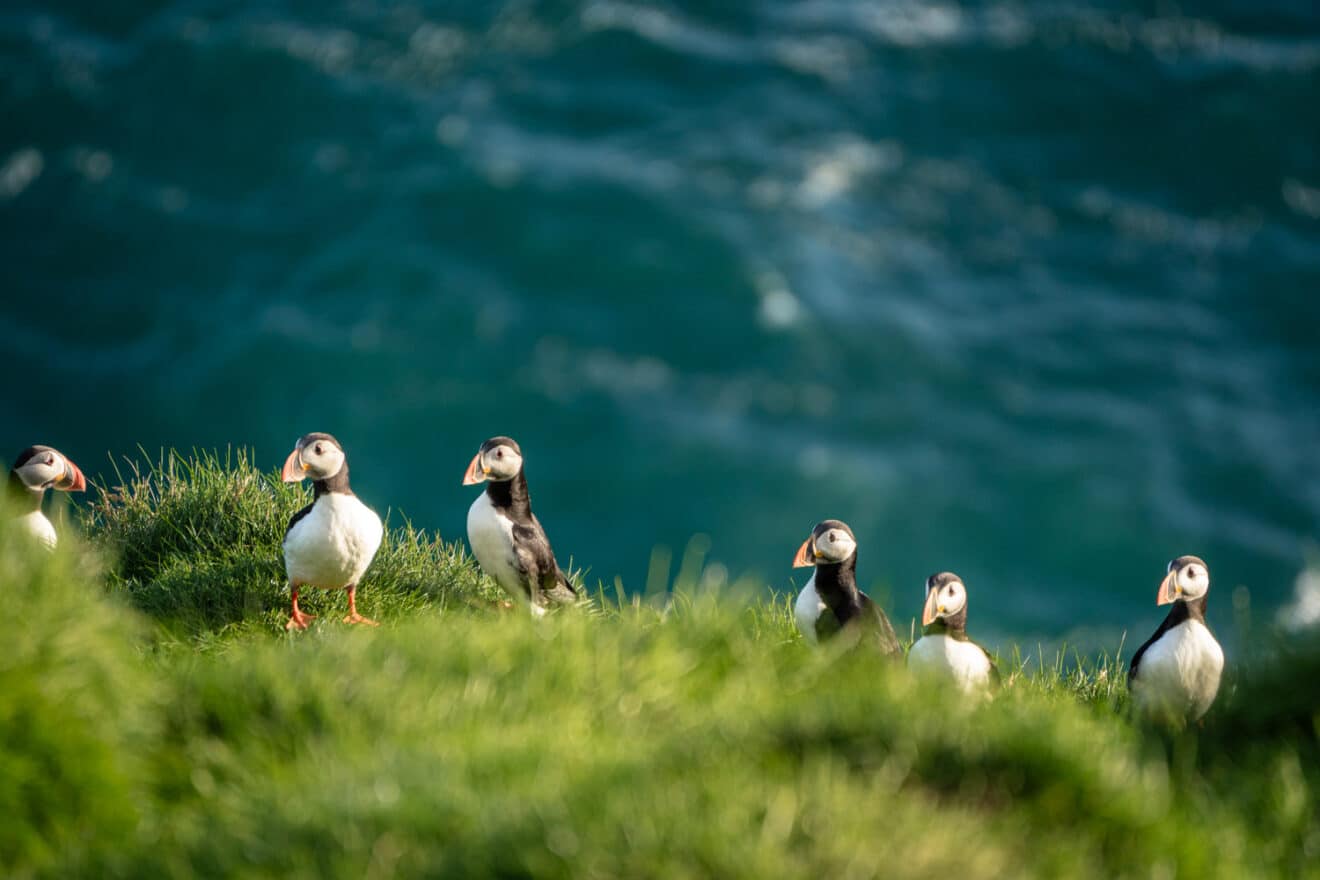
0, 450, 1314, 877
85, 448, 506, 646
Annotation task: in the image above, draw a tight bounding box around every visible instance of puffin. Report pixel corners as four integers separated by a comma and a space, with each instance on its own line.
791, 519, 900, 656
280, 433, 383, 631
1128, 555, 1224, 723
463, 435, 577, 615
7, 445, 86, 548
907, 571, 999, 694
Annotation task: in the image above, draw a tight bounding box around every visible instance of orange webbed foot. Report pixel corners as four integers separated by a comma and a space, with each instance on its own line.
286, 609, 317, 631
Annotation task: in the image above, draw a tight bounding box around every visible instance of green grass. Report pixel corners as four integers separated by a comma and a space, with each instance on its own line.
2, 450, 1317, 878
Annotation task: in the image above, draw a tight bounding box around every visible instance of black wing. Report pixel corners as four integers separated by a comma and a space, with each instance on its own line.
284, 501, 315, 542
503, 526, 538, 601
531, 516, 577, 604
814, 608, 843, 642
818, 596, 902, 658
512, 517, 574, 606
859, 595, 903, 658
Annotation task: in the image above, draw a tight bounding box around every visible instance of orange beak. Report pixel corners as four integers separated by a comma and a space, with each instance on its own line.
56, 459, 86, 493
1157, 569, 1178, 605
792, 538, 815, 569
922, 588, 941, 626
281, 448, 306, 483
462, 452, 486, 486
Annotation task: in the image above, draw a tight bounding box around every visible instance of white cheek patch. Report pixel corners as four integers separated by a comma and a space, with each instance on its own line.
17, 461, 57, 488
820, 534, 855, 561
488, 449, 523, 480
942, 586, 967, 615
309, 449, 345, 479
1178, 571, 1209, 600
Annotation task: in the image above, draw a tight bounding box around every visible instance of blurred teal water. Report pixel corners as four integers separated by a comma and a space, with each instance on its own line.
2, 1, 1317, 646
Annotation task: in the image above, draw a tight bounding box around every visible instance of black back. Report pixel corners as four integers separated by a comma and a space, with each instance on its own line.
812, 552, 901, 657
485, 468, 533, 523
922, 608, 970, 640
920, 573, 972, 640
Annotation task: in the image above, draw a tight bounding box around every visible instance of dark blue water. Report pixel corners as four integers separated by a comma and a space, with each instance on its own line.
3, 1, 1318, 646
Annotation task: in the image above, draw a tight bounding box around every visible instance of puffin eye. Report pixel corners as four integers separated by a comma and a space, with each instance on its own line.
315, 444, 323, 455
496, 449, 504, 458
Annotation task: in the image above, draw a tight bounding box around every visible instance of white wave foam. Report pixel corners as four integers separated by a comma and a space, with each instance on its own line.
1278, 566, 1320, 631
0, 148, 43, 199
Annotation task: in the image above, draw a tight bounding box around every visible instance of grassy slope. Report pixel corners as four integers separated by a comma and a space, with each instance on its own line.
2, 451, 1317, 878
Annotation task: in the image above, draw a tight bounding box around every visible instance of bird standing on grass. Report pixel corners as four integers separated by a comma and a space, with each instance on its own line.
791, 519, 901, 656
1128, 555, 1224, 724
907, 572, 999, 694
463, 436, 577, 615
280, 433, 383, 631
7, 445, 86, 549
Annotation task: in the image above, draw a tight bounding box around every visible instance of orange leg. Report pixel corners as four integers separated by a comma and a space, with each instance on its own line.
343, 584, 378, 626
286, 584, 317, 631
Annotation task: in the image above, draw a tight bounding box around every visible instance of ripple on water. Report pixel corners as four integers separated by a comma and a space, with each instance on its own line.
1, 0, 1317, 639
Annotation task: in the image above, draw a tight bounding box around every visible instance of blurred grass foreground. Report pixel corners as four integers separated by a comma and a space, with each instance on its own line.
2, 451, 1317, 878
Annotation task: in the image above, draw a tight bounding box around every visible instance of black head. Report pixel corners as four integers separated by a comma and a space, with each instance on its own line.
281, 433, 348, 484
299, 431, 343, 451
793, 519, 857, 568
13, 446, 53, 469
1159, 555, 1210, 606
926, 571, 961, 592
922, 571, 969, 627
9, 445, 87, 493
464, 435, 525, 485
481, 435, 521, 456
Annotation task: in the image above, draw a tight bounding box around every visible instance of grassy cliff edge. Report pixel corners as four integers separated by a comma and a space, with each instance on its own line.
2, 451, 1316, 878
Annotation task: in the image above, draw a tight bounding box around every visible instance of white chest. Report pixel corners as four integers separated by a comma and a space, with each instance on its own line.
282, 493, 383, 590
1132, 620, 1224, 721
467, 492, 525, 598
907, 633, 993, 694
16, 510, 57, 549
794, 575, 826, 646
